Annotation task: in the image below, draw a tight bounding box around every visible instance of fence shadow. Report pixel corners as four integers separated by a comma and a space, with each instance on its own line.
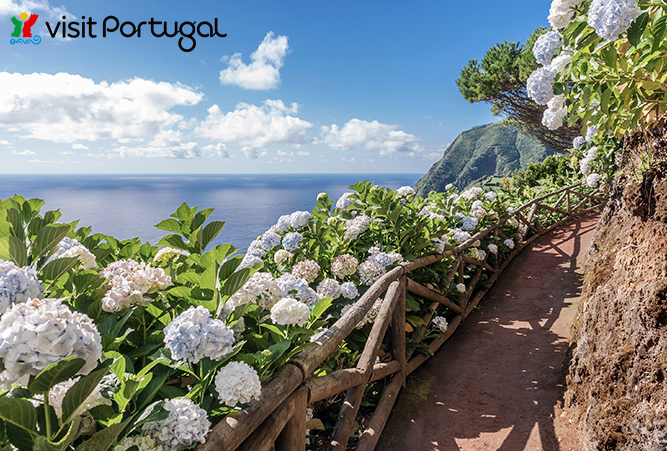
376, 217, 598, 451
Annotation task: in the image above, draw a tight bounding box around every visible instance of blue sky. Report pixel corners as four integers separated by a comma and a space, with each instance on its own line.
1, 0, 552, 174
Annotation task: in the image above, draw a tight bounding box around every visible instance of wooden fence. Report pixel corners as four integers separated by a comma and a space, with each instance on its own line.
198, 181, 606, 451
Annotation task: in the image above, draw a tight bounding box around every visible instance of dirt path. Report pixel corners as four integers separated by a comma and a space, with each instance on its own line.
375, 215, 599, 451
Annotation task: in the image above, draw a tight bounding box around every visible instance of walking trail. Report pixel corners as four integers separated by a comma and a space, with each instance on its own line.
375, 215, 599, 451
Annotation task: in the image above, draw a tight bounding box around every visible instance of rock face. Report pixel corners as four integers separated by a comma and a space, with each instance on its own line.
566, 162, 667, 450
415, 121, 554, 196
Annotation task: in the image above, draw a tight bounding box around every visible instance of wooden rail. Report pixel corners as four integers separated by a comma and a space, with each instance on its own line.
198, 181, 605, 451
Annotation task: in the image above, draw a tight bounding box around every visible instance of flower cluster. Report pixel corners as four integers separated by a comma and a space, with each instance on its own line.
277, 211, 312, 231
49, 237, 97, 270
586, 172, 602, 188
336, 192, 361, 211
49, 377, 111, 418
274, 249, 293, 263
331, 254, 359, 279
487, 243, 498, 254
533, 30, 563, 66
114, 435, 165, 451
225, 272, 285, 312
154, 247, 190, 263
0, 260, 42, 315
292, 259, 320, 283
588, 0, 641, 41
0, 298, 102, 388
316, 278, 342, 300
527, 67, 557, 105
573, 136, 586, 149
579, 146, 598, 176
101, 259, 171, 312
456, 283, 467, 293
282, 232, 304, 251
432, 316, 448, 333
214, 361, 262, 407
461, 187, 484, 200
341, 281, 359, 299
142, 398, 211, 451
504, 238, 515, 250
344, 214, 371, 240
396, 186, 415, 197
270, 297, 311, 326
542, 94, 568, 131
548, 0, 585, 29
164, 306, 235, 363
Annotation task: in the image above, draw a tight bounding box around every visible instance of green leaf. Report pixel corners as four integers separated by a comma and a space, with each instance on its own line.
0, 236, 28, 267
221, 268, 252, 296
199, 221, 225, 252
125, 400, 168, 435
407, 315, 427, 328
40, 257, 79, 281
156, 235, 188, 252
61, 367, 109, 424
28, 357, 85, 394
5, 422, 34, 451
628, 12, 650, 46
34, 417, 80, 451
0, 398, 38, 434
154, 218, 182, 234
74, 419, 131, 451
311, 297, 333, 322
6, 208, 25, 242
133, 370, 170, 412
32, 224, 71, 261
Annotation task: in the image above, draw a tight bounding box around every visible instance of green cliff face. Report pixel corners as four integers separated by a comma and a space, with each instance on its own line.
415, 121, 554, 196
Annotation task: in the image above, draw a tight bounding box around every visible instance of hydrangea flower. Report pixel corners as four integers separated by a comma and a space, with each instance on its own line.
114, 434, 165, 451
260, 230, 282, 250
0, 260, 43, 315
282, 232, 303, 251
586, 173, 602, 188
331, 254, 359, 279
461, 187, 484, 200
154, 247, 190, 263
270, 297, 310, 326
542, 94, 568, 130
451, 229, 472, 243
418, 205, 447, 223
527, 66, 557, 105
276, 214, 292, 232
214, 361, 261, 407
142, 398, 211, 451
0, 298, 102, 387
580, 157, 592, 176
586, 146, 598, 159
163, 306, 235, 363
292, 259, 320, 283
341, 281, 359, 299
432, 316, 448, 333
226, 272, 285, 312
588, 0, 641, 41
274, 249, 292, 263
585, 125, 599, 142
485, 191, 498, 202
237, 254, 264, 271
433, 235, 448, 254
288, 211, 312, 229
48, 237, 97, 270
344, 214, 371, 240
49, 377, 111, 419
504, 239, 515, 250
550, 52, 573, 73
316, 278, 342, 299
355, 299, 383, 329
488, 244, 498, 254
548, 0, 586, 29
456, 283, 466, 293
101, 259, 171, 312
533, 30, 563, 66
336, 192, 361, 211
573, 136, 586, 149
368, 247, 402, 269
358, 259, 386, 285
246, 240, 265, 258
396, 186, 415, 197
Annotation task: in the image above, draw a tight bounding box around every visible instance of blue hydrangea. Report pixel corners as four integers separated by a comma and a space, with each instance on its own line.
372, 252, 393, 268
461, 216, 479, 232
282, 232, 303, 251
526, 67, 557, 105
533, 30, 563, 66
588, 0, 641, 41
163, 306, 235, 363
260, 230, 281, 250
573, 136, 586, 149
341, 282, 359, 299
0, 260, 43, 315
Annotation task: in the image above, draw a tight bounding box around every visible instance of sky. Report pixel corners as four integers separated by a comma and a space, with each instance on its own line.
1, 0, 553, 174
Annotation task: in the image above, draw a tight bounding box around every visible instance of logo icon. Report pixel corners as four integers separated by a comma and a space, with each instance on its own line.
10, 12, 41, 44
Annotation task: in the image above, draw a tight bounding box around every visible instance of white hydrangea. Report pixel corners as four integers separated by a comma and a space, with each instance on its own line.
485, 191, 498, 202
48, 237, 97, 270
461, 187, 484, 200
548, 0, 586, 29
237, 254, 263, 272
114, 434, 165, 451
336, 192, 361, 211
573, 136, 586, 149
154, 247, 190, 263
288, 211, 312, 229
226, 272, 284, 312
341, 281, 359, 299
0, 260, 43, 315
533, 31, 563, 66
586, 172, 602, 188
418, 205, 447, 223
292, 259, 320, 284
358, 259, 386, 286
282, 232, 304, 251
270, 297, 310, 326
586, 146, 599, 159
396, 186, 415, 197
0, 298, 102, 386
316, 278, 342, 300
331, 254, 359, 279
343, 214, 371, 240
101, 259, 171, 312
259, 230, 282, 250
451, 229, 472, 243
527, 66, 557, 105
456, 283, 466, 293
246, 240, 265, 258
164, 306, 234, 363
142, 398, 210, 451
585, 125, 599, 142
542, 94, 568, 130
433, 235, 448, 254
432, 316, 448, 333
580, 157, 592, 175
273, 249, 293, 264
461, 216, 479, 231
488, 243, 498, 254
588, 0, 641, 41
214, 361, 261, 407
504, 238, 515, 250
49, 377, 111, 419
549, 52, 573, 73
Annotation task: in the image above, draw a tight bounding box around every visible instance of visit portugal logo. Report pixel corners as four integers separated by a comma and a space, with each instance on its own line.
10, 12, 41, 44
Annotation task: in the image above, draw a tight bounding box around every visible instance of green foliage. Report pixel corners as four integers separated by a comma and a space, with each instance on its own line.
501, 153, 580, 202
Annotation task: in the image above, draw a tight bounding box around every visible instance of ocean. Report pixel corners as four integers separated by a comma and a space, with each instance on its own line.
0, 174, 421, 253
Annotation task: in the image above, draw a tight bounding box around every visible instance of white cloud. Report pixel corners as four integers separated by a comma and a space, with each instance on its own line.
72, 143, 88, 150
219, 32, 289, 90
0, 140, 10, 145
196, 100, 312, 154
319, 119, 421, 155
203, 143, 230, 158
111, 129, 201, 159
13, 148, 35, 155
0, 72, 203, 143
297, 150, 310, 156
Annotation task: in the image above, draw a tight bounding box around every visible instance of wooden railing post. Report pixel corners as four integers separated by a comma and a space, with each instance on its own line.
390, 276, 406, 387
275, 387, 308, 451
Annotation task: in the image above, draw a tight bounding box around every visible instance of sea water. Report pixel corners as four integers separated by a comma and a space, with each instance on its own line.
0, 174, 421, 252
